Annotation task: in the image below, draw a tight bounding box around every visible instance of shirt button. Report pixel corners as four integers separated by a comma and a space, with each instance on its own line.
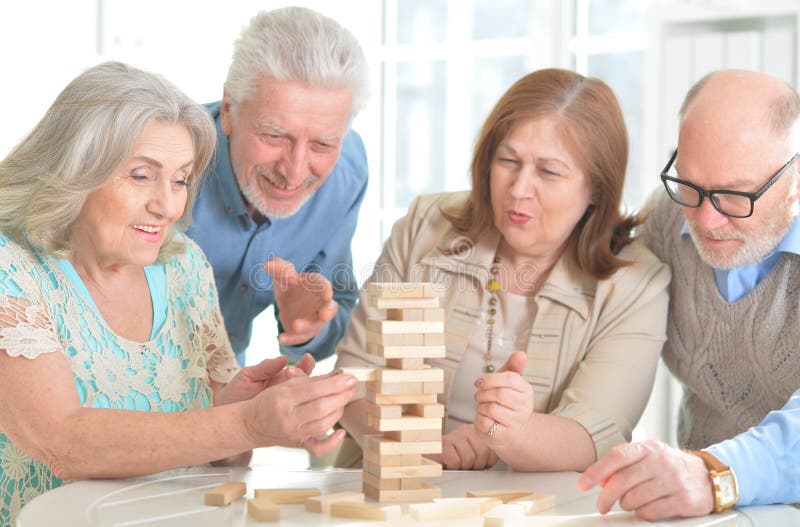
239, 284, 248, 292
226, 207, 234, 215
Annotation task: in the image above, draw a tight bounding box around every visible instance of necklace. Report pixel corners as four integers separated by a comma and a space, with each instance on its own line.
484, 255, 501, 373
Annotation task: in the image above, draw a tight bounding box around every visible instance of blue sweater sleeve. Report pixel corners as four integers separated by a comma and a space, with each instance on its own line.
707, 389, 800, 507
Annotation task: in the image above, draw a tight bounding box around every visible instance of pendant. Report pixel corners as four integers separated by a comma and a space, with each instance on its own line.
487, 279, 500, 293
484, 364, 495, 373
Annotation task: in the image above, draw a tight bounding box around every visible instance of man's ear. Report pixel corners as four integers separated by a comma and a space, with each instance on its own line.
220, 92, 234, 136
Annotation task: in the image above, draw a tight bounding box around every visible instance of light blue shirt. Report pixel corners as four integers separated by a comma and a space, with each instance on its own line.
707, 389, 800, 506
187, 102, 368, 365
680, 214, 800, 302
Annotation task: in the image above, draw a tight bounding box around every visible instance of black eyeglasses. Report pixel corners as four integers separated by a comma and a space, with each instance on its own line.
660, 149, 799, 218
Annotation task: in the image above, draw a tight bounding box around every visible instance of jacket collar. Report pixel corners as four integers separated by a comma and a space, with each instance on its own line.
422, 227, 594, 319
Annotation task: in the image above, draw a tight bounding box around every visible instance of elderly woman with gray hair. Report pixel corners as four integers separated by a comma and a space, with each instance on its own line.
0, 62, 356, 526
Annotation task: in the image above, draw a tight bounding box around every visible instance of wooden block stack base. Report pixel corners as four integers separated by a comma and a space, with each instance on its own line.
362, 282, 445, 503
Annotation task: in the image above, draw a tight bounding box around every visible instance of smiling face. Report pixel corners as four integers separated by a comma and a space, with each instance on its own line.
69, 120, 195, 268
220, 76, 352, 219
490, 115, 593, 265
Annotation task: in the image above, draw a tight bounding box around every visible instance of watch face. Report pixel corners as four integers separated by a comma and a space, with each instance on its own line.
715, 472, 738, 508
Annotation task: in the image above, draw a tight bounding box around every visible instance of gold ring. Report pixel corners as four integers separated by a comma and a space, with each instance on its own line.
488, 421, 498, 437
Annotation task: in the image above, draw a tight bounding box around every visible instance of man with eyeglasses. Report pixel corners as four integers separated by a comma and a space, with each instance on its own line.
578, 69, 800, 519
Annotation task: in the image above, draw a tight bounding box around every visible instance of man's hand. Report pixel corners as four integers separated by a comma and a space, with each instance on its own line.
577, 440, 715, 520
265, 257, 339, 346
215, 354, 315, 406
242, 371, 357, 457
473, 351, 531, 453
432, 423, 499, 470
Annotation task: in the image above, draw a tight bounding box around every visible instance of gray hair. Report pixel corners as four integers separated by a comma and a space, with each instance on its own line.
224, 7, 369, 124
0, 62, 216, 260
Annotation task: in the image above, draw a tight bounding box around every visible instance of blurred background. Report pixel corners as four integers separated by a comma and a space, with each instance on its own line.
2, 0, 797, 464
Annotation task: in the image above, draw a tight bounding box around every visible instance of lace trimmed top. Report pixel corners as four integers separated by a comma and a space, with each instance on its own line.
0, 231, 238, 526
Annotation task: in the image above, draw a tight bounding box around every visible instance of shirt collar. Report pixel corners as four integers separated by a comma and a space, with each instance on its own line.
211, 108, 251, 222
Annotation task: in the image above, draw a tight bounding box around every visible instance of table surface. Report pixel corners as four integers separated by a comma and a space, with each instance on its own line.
16, 467, 798, 526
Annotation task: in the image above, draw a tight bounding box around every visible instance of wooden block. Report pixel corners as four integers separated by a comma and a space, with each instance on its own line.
367, 343, 446, 359
364, 449, 419, 466
433, 497, 503, 514
330, 501, 401, 521
483, 504, 526, 527
371, 416, 442, 432
386, 357, 425, 369
467, 489, 533, 503
403, 333, 425, 345
366, 283, 438, 299
247, 498, 280, 522
425, 333, 446, 345
365, 330, 404, 346
366, 319, 444, 335
423, 381, 444, 393
386, 429, 441, 442
364, 401, 402, 419
304, 491, 364, 514
367, 381, 423, 395
362, 469, 401, 490
369, 296, 440, 309
204, 481, 246, 506
365, 457, 442, 479
337, 367, 377, 382
254, 488, 321, 504
363, 480, 441, 503
424, 308, 446, 321
405, 403, 445, 418
367, 435, 442, 455
378, 367, 443, 383
366, 391, 437, 405
510, 492, 557, 513
401, 478, 424, 490
387, 308, 424, 321
410, 501, 482, 520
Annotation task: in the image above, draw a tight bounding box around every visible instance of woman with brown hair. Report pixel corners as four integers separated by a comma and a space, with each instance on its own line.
335, 68, 670, 471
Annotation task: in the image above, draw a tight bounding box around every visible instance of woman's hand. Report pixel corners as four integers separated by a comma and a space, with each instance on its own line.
473, 351, 532, 453
433, 424, 499, 470
215, 353, 315, 406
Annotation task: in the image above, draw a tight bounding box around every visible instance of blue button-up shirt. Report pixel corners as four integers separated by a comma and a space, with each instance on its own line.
680, 213, 800, 302
187, 102, 368, 365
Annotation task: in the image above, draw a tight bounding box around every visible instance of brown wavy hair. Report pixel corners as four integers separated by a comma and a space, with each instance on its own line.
444, 68, 639, 279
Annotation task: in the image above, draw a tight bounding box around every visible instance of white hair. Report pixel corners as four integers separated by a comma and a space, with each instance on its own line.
224, 6, 369, 124
0, 61, 216, 259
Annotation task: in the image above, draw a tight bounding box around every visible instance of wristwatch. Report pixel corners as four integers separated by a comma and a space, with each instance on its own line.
692, 450, 739, 513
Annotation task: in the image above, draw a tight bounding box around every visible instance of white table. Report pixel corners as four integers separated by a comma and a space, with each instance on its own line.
16, 467, 798, 526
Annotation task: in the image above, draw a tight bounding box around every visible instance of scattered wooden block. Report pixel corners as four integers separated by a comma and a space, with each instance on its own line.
337, 367, 377, 382
366, 283, 439, 299
510, 492, 557, 513
366, 435, 442, 455
330, 501, 402, 521
363, 480, 441, 503
386, 357, 425, 369
366, 343, 446, 359
368, 296, 440, 310
378, 367, 443, 383
253, 488, 321, 504
247, 498, 280, 522
483, 504, 526, 527
203, 481, 246, 506
467, 489, 533, 503
409, 501, 482, 520
405, 403, 445, 418
304, 491, 364, 514
366, 319, 444, 335
433, 497, 503, 514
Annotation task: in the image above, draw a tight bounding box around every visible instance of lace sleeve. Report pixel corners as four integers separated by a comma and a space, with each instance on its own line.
180, 236, 239, 384
0, 293, 62, 359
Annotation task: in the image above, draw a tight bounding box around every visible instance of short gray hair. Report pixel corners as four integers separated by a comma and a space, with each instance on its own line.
224, 7, 369, 124
0, 61, 216, 260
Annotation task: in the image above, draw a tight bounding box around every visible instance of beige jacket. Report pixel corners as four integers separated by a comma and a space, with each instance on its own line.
337, 192, 671, 458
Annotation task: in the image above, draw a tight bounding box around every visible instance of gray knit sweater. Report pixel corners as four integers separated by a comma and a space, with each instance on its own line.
640, 192, 800, 449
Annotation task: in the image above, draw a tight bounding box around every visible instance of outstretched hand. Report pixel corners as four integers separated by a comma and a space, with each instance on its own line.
265, 257, 338, 346
215, 353, 315, 406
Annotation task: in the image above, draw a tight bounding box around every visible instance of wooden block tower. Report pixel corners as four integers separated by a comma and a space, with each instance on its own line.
361, 282, 446, 503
